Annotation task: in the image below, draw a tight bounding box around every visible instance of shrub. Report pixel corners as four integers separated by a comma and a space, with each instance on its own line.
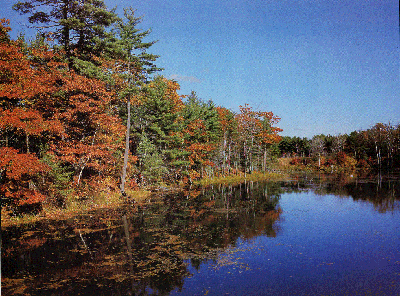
290, 158, 302, 165
325, 158, 336, 166
357, 159, 370, 169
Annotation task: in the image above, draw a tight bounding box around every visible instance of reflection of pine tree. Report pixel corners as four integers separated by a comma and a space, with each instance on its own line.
137, 133, 167, 184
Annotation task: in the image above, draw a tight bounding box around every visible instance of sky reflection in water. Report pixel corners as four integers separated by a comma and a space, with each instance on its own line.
172, 181, 400, 296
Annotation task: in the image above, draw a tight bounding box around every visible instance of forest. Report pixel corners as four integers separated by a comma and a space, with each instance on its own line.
278, 124, 400, 173
1, 0, 399, 218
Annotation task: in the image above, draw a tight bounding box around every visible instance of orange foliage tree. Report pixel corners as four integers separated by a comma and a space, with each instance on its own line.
235, 104, 282, 173
179, 92, 221, 181
0, 19, 63, 208
50, 69, 124, 190
1, 20, 124, 211
215, 106, 237, 174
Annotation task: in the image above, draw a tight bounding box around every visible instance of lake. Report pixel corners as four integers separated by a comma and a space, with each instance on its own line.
2, 174, 400, 295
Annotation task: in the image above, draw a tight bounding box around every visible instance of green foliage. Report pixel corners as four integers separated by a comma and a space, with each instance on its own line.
106, 7, 162, 81
268, 143, 281, 159
137, 133, 167, 184
41, 153, 73, 205
136, 77, 179, 144
180, 92, 221, 172
14, 0, 118, 73
183, 91, 221, 144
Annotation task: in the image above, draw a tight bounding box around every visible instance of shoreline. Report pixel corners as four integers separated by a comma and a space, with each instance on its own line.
1, 169, 383, 229
1, 172, 287, 228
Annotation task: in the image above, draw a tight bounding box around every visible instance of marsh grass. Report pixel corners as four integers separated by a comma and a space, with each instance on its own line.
1, 189, 151, 228
2, 172, 287, 228
196, 171, 287, 186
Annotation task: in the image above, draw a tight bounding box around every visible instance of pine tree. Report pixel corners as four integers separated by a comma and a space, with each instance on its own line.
105, 8, 161, 194
137, 133, 167, 185
180, 92, 221, 179
13, 0, 118, 72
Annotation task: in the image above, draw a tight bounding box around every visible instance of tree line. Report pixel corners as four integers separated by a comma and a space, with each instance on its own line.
279, 122, 400, 170
0, 0, 281, 212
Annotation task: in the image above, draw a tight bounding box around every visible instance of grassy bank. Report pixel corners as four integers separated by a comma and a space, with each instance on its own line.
1, 189, 151, 228
2, 171, 289, 228
275, 156, 370, 174
196, 171, 288, 187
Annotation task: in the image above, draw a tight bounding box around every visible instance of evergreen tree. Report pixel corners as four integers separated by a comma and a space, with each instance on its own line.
137, 133, 167, 185
13, 0, 118, 72
181, 92, 221, 178
135, 76, 183, 147
105, 8, 161, 194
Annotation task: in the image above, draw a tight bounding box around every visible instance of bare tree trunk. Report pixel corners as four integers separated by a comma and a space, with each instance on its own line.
26, 133, 29, 153
77, 131, 97, 186
243, 141, 247, 178
263, 148, 267, 172
223, 132, 226, 172
228, 141, 231, 172
120, 99, 131, 194
77, 167, 84, 186
375, 141, 381, 169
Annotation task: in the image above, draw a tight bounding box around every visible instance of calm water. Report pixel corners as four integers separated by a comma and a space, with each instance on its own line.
2, 175, 400, 295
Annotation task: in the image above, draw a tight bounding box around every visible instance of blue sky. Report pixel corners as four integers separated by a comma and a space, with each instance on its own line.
2, 0, 399, 138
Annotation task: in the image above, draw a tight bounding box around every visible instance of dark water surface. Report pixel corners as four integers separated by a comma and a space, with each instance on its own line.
2, 175, 400, 295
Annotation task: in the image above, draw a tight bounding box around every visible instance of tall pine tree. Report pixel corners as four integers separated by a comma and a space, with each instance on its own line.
104, 8, 161, 194
13, 0, 117, 73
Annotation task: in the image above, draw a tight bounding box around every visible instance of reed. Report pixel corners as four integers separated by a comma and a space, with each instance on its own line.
196, 171, 286, 186
1, 189, 151, 228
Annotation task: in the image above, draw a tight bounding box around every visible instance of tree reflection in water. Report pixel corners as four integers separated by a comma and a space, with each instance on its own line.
2, 181, 282, 295
283, 173, 400, 212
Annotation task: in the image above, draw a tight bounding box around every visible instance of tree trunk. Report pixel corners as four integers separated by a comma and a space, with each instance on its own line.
62, 0, 72, 68
26, 133, 29, 153
263, 148, 267, 172
223, 132, 226, 172
374, 141, 381, 169
243, 141, 247, 178
77, 165, 85, 185
120, 99, 131, 194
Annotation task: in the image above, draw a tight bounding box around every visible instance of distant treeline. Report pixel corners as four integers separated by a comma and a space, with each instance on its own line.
278, 122, 400, 170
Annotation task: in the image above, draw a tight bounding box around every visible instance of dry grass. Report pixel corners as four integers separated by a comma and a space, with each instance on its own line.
2, 171, 288, 228
1, 189, 151, 228
196, 171, 287, 187
277, 157, 293, 167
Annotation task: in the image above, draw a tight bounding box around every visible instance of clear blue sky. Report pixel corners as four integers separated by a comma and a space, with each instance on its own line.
2, 0, 399, 138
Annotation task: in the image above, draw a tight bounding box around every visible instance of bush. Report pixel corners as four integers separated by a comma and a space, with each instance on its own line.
335, 151, 347, 165
357, 159, 370, 169
289, 158, 302, 165
325, 158, 336, 166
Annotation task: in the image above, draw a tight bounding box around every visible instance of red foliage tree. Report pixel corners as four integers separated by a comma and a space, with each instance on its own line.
1, 20, 124, 210
50, 69, 125, 189
235, 104, 282, 173
0, 19, 63, 207
0, 147, 49, 205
